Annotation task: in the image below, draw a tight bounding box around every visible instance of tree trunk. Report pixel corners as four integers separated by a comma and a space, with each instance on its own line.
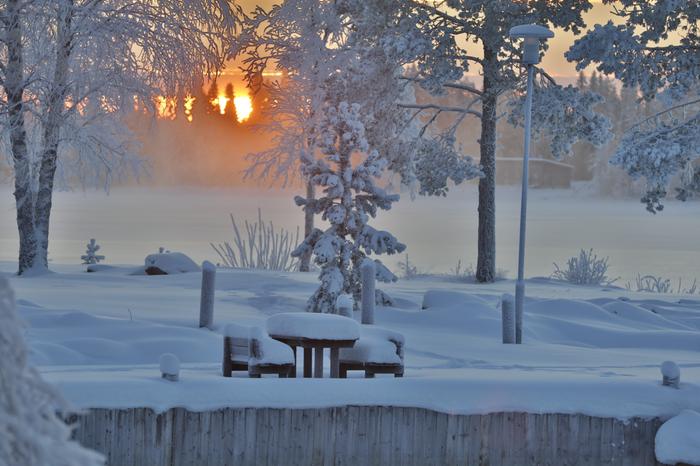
299, 180, 315, 272
34, 0, 73, 271
5, 0, 36, 275
475, 45, 498, 283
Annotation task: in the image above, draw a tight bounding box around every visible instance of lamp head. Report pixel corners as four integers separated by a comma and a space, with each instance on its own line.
509, 24, 554, 65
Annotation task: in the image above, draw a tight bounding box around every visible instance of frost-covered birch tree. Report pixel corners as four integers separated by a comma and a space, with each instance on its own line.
0, 277, 103, 466
404, 0, 612, 282
567, 0, 700, 213
0, 0, 237, 275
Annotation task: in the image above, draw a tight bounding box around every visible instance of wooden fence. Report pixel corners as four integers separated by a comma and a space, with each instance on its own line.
71, 406, 666, 466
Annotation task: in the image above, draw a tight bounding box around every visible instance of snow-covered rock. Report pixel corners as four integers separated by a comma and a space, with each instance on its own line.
267, 312, 360, 341
655, 410, 700, 465
144, 252, 200, 275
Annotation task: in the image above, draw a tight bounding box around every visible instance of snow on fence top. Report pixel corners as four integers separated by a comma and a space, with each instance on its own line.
267, 312, 360, 341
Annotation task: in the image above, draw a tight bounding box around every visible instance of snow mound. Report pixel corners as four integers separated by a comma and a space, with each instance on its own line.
655, 410, 700, 465
526, 298, 614, 322
266, 312, 360, 341
144, 252, 200, 275
422, 290, 491, 310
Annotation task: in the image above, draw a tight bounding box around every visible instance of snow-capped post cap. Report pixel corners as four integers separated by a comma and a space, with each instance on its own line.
336, 293, 354, 318
509, 24, 554, 65
159, 353, 180, 382
661, 361, 680, 388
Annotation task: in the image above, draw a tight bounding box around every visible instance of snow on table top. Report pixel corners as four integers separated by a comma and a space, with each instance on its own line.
267, 312, 361, 341
655, 410, 700, 465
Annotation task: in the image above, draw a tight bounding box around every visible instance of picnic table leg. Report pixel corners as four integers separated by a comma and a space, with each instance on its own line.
290, 345, 297, 378
330, 348, 339, 378
314, 347, 323, 378
303, 347, 312, 378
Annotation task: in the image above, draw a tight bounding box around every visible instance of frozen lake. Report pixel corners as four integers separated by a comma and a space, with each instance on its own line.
1, 184, 699, 284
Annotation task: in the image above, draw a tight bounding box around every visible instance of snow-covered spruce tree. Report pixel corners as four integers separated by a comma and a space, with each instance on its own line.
0, 277, 104, 466
403, 0, 612, 282
80, 239, 104, 265
292, 99, 406, 313
567, 1, 700, 213
0, 1, 237, 275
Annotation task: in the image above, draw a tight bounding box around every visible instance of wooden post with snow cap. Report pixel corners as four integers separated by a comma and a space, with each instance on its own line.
501, 294, 515, 344
199, 261, 216, 329
360, 259, 375, 325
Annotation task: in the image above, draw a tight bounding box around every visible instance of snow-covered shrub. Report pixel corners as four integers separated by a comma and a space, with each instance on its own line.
627, 274, 699, 295
0, 277, 104, 466
80, 239, 105, 265
159, 353, 180, 382
398, 254, 418, 279
552, 249, 618, 286
211, 209, 300, 272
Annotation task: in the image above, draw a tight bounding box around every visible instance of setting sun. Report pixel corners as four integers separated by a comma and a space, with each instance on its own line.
234, 95, 253, 122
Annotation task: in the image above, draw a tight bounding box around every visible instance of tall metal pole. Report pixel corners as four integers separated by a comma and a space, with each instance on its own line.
515, 64, 535, 344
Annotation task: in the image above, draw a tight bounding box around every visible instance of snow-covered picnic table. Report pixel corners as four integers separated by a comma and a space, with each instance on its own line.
267, 312, 361, 378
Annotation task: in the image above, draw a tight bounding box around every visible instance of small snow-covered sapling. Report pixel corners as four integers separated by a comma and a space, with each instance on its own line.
361, 259, 376, 324
159, 353, 180, 381
661, 361, 680, 389
81, 239, 105, 265
501, 294, 516, 344
336, 294, 354, 318
199, 261, 216, 329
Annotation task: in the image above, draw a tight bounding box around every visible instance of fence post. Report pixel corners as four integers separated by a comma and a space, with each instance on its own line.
361, 259, 375, 325
501, 294, 515, 344
199, 261, 216, 329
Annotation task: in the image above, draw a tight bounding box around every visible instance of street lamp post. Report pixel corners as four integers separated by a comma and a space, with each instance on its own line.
508, 24, 554, 344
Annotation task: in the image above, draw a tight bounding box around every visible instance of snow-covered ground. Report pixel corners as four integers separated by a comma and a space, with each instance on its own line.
3, 262, 699, 419
2, 185, 700, 283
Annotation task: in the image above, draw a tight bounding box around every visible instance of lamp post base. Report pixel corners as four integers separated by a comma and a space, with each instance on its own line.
515, 279, 525, 344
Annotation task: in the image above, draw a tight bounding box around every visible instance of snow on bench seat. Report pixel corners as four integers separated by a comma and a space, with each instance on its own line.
249, 327, 294, 366
266, 312, 360, 341
340, 326, 404, 364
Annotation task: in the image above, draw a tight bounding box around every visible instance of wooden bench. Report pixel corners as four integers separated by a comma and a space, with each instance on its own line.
339, 326, 404, 378
222, 324, 294, 378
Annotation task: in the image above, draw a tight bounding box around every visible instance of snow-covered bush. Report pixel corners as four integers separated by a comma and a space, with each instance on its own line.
80, 239, 105, 265
211, 209, 300, 272
552, 249, 619, 286
626, 274, 698, 295
0, 277, 103, 466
